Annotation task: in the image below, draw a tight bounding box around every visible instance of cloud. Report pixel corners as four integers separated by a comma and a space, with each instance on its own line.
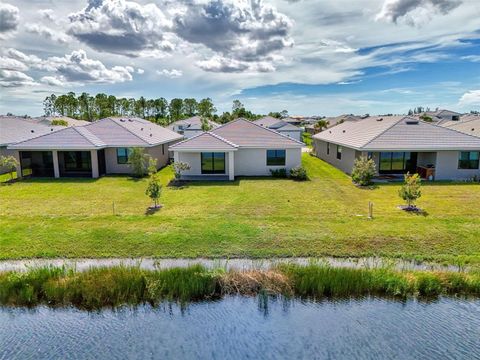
174, 0, 293, 71
25, 24, 70, 44
0, 2, 19, 33
137, 68, 144, 74
0, 70, 36, 88
40, 76, 66, 87
196, 55, 275, 73
39, 9, 55, 22
68, 0, 173, 57
459, 90, 480, 106
156, 68, 183, 78
462, 55, 480, 63
376, 0, 461, 26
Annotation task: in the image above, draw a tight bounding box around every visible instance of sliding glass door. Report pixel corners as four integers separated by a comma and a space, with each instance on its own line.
201, 152, 226, 174
379, 152, 417, 174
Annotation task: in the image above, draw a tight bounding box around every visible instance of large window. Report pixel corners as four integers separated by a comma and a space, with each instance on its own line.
267, 150, 286, 166
336, 145, 342, 160
117, 148, 131, 164
201, 152, 225, 174
458, 151, 479, 169
379, 152, 414, 173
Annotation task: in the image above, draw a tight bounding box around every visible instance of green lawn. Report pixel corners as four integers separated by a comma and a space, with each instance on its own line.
1, 154, 479, 264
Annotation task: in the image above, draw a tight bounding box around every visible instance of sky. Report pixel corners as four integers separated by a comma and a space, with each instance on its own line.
0, 0, 479, 116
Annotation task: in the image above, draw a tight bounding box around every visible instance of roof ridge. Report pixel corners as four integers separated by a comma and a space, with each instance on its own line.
207, 131, 239, 147
73, 126, 105, 146
361, 116, 408, 149
424, 117, 480, 141
97, 118, 150, 145
170, 131, 238, 149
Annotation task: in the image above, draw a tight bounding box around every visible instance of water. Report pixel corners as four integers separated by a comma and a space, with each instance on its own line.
1, 297, 479, 360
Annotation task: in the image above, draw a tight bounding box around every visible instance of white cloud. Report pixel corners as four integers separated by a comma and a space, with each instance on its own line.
137, 68, 144, 74
0, 69, 36, 87
462, 55, 480, 63
459, 90, 480, 106
0, 2, 19, 34
25, 24, 70, 44
156, 68, 183, 78
40, 76, 67, 87
196, 56, 275, 73
68, 0, 173, 57
376, 0, 461, 26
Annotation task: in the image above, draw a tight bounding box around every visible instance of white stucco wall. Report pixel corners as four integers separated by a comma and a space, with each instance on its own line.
435, 150, 480, 180
313, 138, 358, 174
175, 147, 302, 178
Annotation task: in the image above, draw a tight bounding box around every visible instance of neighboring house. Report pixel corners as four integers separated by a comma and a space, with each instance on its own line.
418, 109, 461, 123
305, 115, 361, 134
8, 117, 183, 178
167, 116, 219, 138
253, 116, 303, 141
0, 116, 60, 174
440, 114, 480, 138
312, 116, 480, 180
33, 116, 90, 127
170, 118, 304, 180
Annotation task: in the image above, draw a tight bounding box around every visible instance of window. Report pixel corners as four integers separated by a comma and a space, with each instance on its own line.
267, 150, 286, 166
379, 152, 413, 172
117, 148, 131, 164
458, 151, 479, 169
162, 144, 165, 155
326, 142, 330, 155
336, 145, 342, 160
201, 152, 225, 174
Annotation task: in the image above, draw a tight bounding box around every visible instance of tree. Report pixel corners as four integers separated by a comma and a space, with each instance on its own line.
173, 161, 191, 180
268, 112, 282, 119
129, 148, 151, 177
183, 98, 198, 117
280, 110, 289, 118
419, 113, 433, 122
169, 98, 184, 121
201, 117, 212, 131
145, 173, 162, 208
0, 155, 19, 181
198, 98, 216, 119
314, 120, 329, 133
351, 156, 376, 186
43, 95, 57, 116
153, 97, 168, 120
218, 111, 232, 124
398, 172, 422, 209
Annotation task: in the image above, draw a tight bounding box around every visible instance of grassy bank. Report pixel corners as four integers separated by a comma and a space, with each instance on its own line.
1, 154, 479, 263
1, 265, 479, 309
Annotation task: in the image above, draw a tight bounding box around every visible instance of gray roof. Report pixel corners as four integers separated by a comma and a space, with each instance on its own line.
171, 118, 304, 151
253, 116, 301, 131
33, 116, 90, 127
170, 132, 238, 151
0, 116, 59, 146
8, 117, 183, 150
441, 115, 480, 138
313, 116, 480, 151
167, 116, 219, 131
323, 114, 361, 128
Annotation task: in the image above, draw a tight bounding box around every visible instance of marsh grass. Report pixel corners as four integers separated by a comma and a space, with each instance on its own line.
0, 265, 478, 309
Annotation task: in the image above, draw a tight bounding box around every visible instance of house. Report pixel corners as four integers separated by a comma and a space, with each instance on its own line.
170, 118, 304, 180
253, 116, 303, 141
33, 116, 90, 127
312, 116, 480, 180
418, 109, 461, 123
305, 115, 361, 134
8, 117, 183, 178
167, 116, 219, 138
440, 114, 480, 138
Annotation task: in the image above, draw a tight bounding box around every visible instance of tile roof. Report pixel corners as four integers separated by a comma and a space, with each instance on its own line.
33, 116, 90, 127
441, 115, 480, 138
167, 116, 220, 131
8, 117, 183, 150
0, 116, 59, 146
211, 118, 304, 148
253, 116, 302, 131
313, 116, 480, 150
170, 132, 238, 151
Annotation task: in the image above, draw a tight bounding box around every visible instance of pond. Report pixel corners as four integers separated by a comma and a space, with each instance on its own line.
1, 296, 479, 359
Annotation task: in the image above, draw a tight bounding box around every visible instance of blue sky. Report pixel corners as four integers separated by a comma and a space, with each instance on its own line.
0, 0, 479, 116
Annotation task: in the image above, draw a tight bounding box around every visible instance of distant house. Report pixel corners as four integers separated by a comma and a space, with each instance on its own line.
312, 116, 480, 180
8, 117, 182, 178
419, 109, 461, 123
440, 114, 480, 138
253, 116, 303, 141
305, 115, 361, 134
170, 118, 304, 180
33, 116, 90, 127
167, 116, 219, 138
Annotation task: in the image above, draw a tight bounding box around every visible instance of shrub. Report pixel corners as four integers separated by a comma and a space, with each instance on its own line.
173, 161, 191, 180
0, 155, 19, 181
399, 172, 422, 209
290, 166, 308, 181
50, 119, 68, 126
145, 173, 162, 208
270, 168, 287, 178
351, 156, 376, 186
129, 148, 153, 177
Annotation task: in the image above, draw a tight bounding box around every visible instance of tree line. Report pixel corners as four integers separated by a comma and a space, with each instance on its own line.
42, 93, 286, 125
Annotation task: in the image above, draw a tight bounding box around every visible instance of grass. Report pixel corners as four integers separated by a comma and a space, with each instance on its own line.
0, 264, 478, 309
0, 154, 479, 263
302, 132, 312, 147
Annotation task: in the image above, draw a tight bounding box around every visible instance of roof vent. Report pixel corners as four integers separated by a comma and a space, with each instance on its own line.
150, 134, 152, 137
120, 119, 126, 122
405, 120, 419, 125
31, 130, 34, 133
141, 127, 143, 131
128, 119, 133, 122
342, 130, 346, 133
376, 118, 383, 121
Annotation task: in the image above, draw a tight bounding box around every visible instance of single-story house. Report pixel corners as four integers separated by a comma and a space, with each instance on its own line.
170, 118, 304, 180
312, 116, 480, 181
167, 116, 220, 138
440, 114, 480, 138
417, 109, 461, 123
32, 116, 90, 127
305, 115, 361, 134
8, 117, 183, 178
253, 116, 303, 141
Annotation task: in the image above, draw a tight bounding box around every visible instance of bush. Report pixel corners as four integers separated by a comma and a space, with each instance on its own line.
399, 172, 422, 209
290, 166, 307, 181
351, 156, 376, 186
270, 168, 287, 178
129, 148, 152, 177
50, 119, 68, 126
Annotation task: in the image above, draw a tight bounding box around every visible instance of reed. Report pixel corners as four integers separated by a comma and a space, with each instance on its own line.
0, 264, 478, 309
